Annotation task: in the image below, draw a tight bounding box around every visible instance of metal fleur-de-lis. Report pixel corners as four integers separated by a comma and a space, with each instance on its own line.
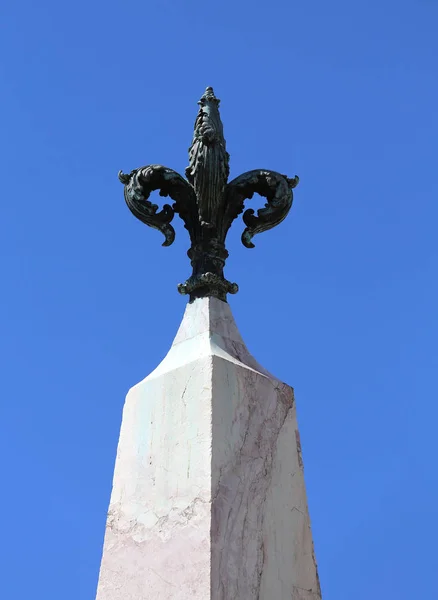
118, 87, 299, 302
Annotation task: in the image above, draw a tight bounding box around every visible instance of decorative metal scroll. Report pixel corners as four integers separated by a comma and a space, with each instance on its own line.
119, 87, 299, 302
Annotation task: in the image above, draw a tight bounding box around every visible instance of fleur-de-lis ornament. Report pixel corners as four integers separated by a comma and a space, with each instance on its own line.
119, 87, 299, 302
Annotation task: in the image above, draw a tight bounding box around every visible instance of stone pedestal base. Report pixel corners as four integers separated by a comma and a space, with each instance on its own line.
96, 298, 321, 599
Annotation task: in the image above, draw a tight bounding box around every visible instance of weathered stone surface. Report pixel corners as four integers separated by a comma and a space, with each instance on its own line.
96, 298, 321, 599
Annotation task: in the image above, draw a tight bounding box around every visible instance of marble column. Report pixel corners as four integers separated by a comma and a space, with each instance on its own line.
96, 297, 321, 600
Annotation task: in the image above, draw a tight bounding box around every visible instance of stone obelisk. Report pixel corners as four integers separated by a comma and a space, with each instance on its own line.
96, 88, 321, 599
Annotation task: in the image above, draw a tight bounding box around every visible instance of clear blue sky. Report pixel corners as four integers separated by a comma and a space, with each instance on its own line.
1, 0, 437, 598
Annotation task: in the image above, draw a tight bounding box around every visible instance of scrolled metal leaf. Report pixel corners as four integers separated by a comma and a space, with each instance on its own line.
185, 87, 229, 231
119, 165, 195, 247
226, 170, 298, 249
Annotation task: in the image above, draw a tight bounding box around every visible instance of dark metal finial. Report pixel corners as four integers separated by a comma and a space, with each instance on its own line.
118, 88, 299, 302
200, 86, 218, 103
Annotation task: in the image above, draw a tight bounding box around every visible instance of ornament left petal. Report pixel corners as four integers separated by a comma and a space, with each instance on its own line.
118, 165, 195, 247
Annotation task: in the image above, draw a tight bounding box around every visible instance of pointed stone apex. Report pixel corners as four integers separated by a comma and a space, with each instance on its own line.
145, 297, 274, 383
172, 297, 245, 346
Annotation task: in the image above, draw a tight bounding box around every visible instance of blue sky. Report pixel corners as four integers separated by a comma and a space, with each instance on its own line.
1, 0, 437, 598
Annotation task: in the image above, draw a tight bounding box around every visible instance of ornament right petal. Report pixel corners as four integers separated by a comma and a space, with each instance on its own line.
225, 170, 299, 248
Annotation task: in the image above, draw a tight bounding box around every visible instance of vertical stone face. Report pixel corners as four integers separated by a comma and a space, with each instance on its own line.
96, 298, 321, 600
